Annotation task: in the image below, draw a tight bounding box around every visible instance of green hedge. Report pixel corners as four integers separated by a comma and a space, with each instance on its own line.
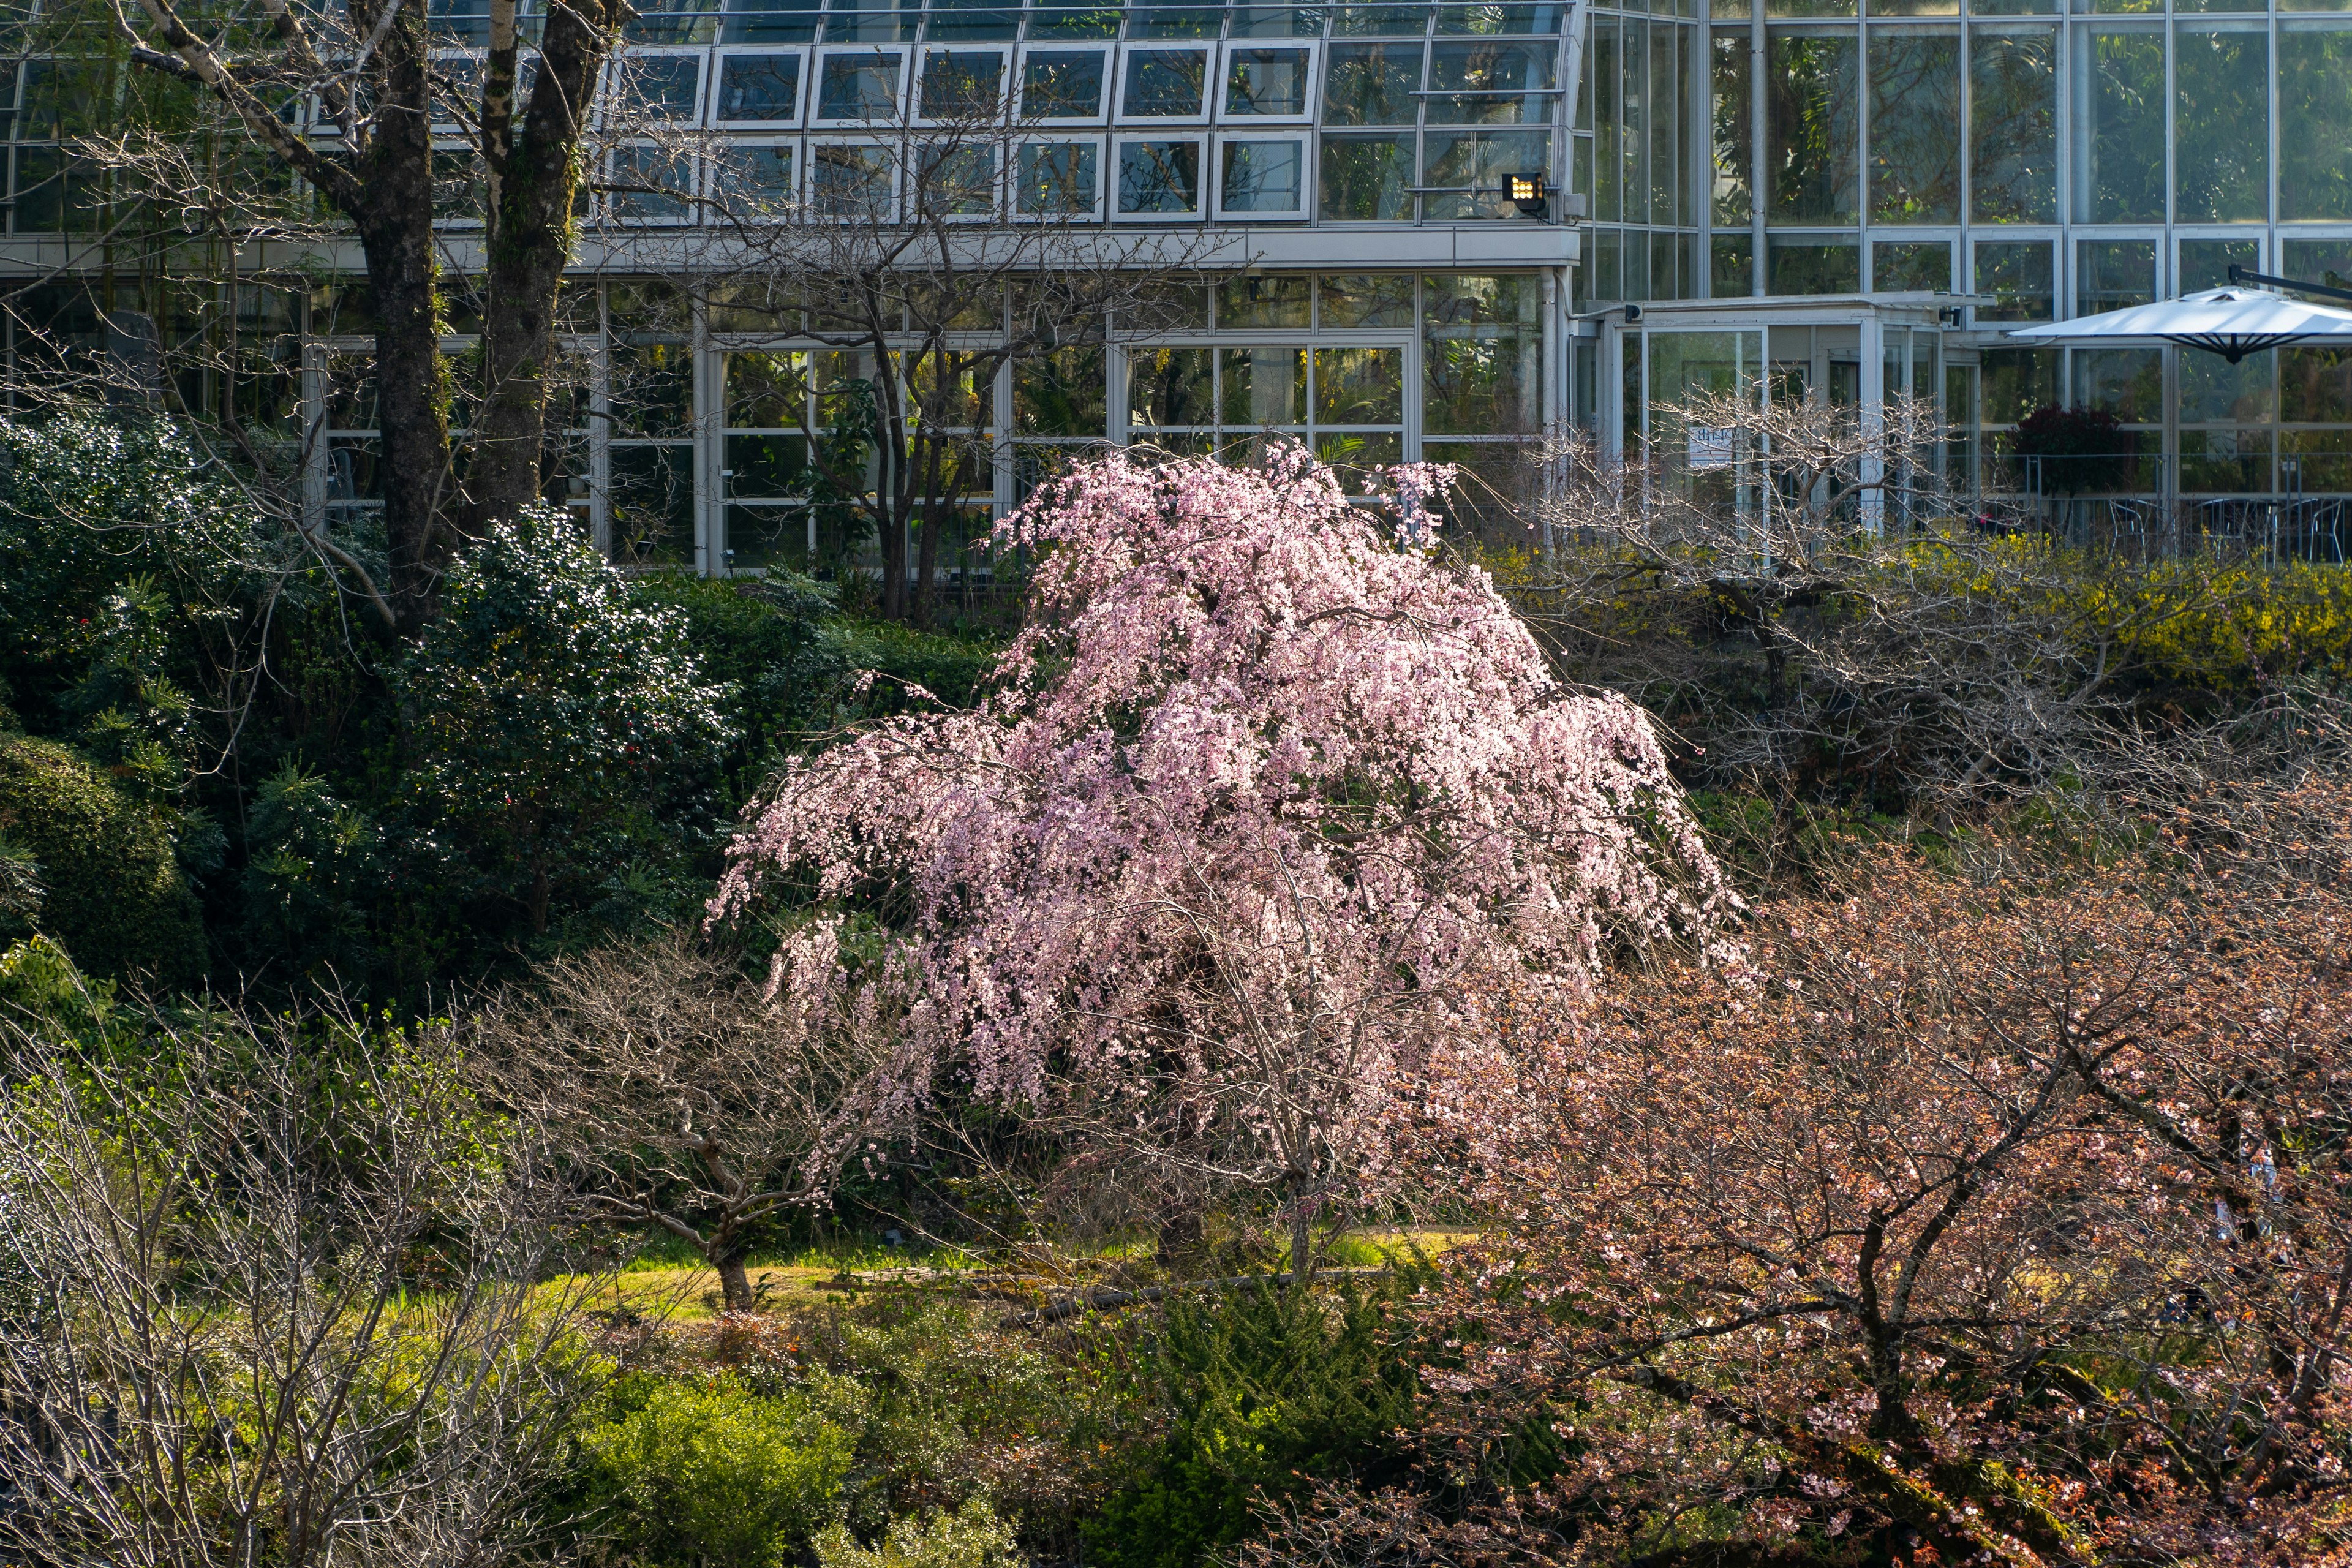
0, 734, 202, 986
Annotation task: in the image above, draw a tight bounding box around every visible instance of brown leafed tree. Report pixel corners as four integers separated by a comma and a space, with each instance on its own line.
1270, 772, 2352, 1567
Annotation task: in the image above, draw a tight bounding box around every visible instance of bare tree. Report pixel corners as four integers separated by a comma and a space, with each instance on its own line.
55, 0, 625, 630
1520, 390, 2225, 819
665, 65, 1226, 622
0, 981, 617, 1567
473, 923, 921, 1312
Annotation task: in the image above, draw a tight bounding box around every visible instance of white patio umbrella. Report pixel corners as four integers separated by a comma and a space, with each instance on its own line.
2004, 286, 2352, 363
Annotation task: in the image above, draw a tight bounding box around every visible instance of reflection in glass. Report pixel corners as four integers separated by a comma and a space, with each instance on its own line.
2076, 239, 2155, 315
1122, 48, 1208, 114
1317, 273, 1415, 326
2180, 429, 2271, 494
1866, 30, 1958, 224
1015, 141, 1099, 211
2173, 27, 2267, 223
1969, 27, 2056, 222
1014, 346, 1107, 434
1218, 273, 1311, 327
811, 141, 894, 215
1320, 42, 1420, 123
1225, 47, 1310, 113
1219, 139, 1303, 210
1422, 274, 1538, 434
2180, 349, 2275, 425
817, 48, 903, 117
1426, 40, 1558, 124
609, 443, 696, 564
1221, 345, 1309, 425
1766, 29, 1858, 224
1022, 50, 1106, 115
612, 55, 704, 121
919, 48, 1006, 116
1421, 129, 1549, 219
710, 144, 796, 210
716, 53, 804, 118
2071, 29, 2163, 223
1872, 240, 1950, 292
2279, 28, 2352, 221
1710, 29, 1751, 226
1128, 345, 1214, 426
1766, 236, 1860, 294
916, 143, 996, 214
2281, 350, 2351, 424
611, 145, 694, 219
1314, 346, 1404, 424
1973, 240, 2052, 321
2071, 347, 2162, 423
2179, 236, 2260, 294
1116, 138, 1201, 210
1712, 233, 1755, 298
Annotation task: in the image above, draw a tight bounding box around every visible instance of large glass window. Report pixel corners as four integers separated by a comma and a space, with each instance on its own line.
612, 53, 706, 121
1766, 235, 1860, 293
1425, 40, 1557, 124
2173, 25, 2267, 224
1873, 239, 1951, 292
1709, 29, 1751, 227
1015, 140, 1100, 211
1116, 137, 1202, 211
1765, 29, 1858, 224
2072, 28, 2164, 224
1967, 28, 2054, 224
1319, 132, 1412, 218
2180, 235, 2260, 293
2277, 25, 2352, 223
1218, 138, 1305, 213
2076, 238, 2154, 315
816, 48, 903, 118
1317, 273, 1414, 326
1866, 29, 1958, 224
1021, 49, 1107, 116
714, 53, 805, 121
1974, 238, 2052, 320
919, 47, 1006, 116
1422, 129, 1550, 220
1422, 273, 1539, 434
1121, 48, 1209, 115
1224, 47, 1311, 115
1320, 41, 1420, 124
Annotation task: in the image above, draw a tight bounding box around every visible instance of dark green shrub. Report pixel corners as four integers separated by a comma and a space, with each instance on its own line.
394, 511, 736, 938
0, 734, 202, 985
1084, 1280, 1420, 1568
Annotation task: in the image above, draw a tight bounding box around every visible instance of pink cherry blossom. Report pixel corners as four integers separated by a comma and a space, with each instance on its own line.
712, 445, 1734, 1266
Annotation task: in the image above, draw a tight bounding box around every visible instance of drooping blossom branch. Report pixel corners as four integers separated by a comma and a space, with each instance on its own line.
713, 445, 1735, 1270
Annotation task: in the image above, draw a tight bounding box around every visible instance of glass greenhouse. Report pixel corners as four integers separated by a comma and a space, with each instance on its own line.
1, 0, 2346, 567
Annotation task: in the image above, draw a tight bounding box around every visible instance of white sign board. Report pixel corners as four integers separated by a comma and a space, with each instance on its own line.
1687, 427, 1736, 470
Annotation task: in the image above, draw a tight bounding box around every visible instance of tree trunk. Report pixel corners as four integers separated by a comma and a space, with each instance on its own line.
880, 448, 910, 621
347, 12, 453, 635
913, 449, 947, 628
1287, 1175, 1313, 1281
714, 1250, 755, 1313
465, 0, 611, 534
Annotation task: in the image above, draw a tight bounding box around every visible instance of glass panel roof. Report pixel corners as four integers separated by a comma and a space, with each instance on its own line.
588, 0, 1567, 44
